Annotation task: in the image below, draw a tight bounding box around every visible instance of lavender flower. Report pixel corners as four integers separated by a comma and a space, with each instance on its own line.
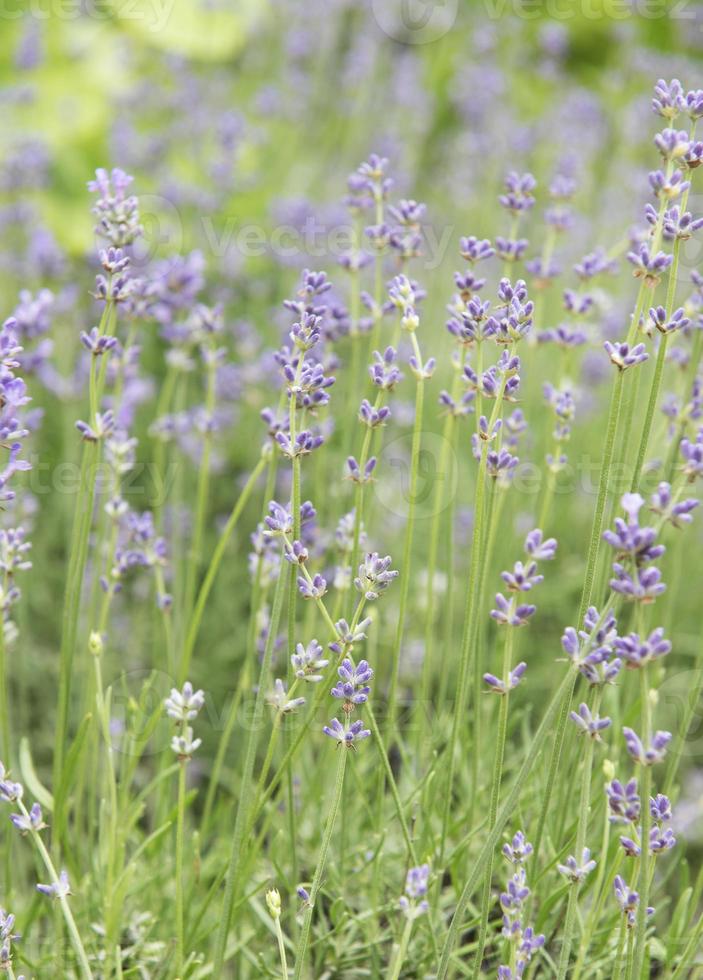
170, 727, 202, 759
490, 594, 535, 627
399, 864, 430, 919
484, 661, 527, 694
557, 848, 596, 883
650, 482, 699, 527
648, 306, 689, 335
10, 801, 45, 835
498, 831, 545, 976
607, 778, 641, 823
354, 553, 398, 601
615, 628, 671, 669
613, 875, 653, 927
369, 347, 403, 389
524, 528, 557, 561
291, 639, 329, 682
0, 907, 18, 971
88, 168, 142, 247
604, 341, 649, 371
570, 702, 612, 740
266, 678, 306, 714
297, 573, 327, 600
502, 831, 533, 864
329, 617, 373, 655
37, 870, 71, 900
603, 493, 664, 563
322, 717, 370, 748
680, 429, 703, 481
499, 172, 537, 213
623, 727, 671, 766
331, 658, 373, 707
164, 682, 205, 723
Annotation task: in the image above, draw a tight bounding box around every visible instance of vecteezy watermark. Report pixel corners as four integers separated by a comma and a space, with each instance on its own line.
0, 0, 175, 31
371, 0, 458, 44
373, 430, 459, 521
480, 0, 695, 21
198, 214, 455, 272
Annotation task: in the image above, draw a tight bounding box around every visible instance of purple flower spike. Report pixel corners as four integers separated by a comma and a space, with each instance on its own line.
298, 573, 327, 601
650, 794, 672, 822
499, 171, 537, 213
607, 778, 641, 824
502, 831, 533, 865
570, 702, 612, 740
322, 717, 370, 748
604, 341, 649, 372
650, 482, 699, 527
354, 552, 398, 601
557, 848, 596, 883
524, 529, 557, 561
615, 628, 671, 669
484, 662, 527, 695
652, 78, 685, 119
680, 429, 703, 481
37, 869, 71, 899
623, 727, 672, 766
331, 658, 373, 706
501, 561, 543, 593
491, 593, 535, 627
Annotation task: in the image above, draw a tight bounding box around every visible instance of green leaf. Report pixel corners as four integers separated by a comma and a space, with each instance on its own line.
19, 738, 54, 812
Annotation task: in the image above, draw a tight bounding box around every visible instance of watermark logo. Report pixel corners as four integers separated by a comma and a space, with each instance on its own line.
372, 0, 458, 44
373, 430, 458, 520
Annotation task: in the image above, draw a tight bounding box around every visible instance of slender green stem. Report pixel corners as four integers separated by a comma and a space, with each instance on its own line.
292, 744, 347, 980
556, 687, 602, 979
572, 783, 612, 980
175, 756, 187, 976
388, 915, 414, 980
179, 452, 268, 684
386, 357, 425, 735
420, 351, 465, 714
612, 915, 628, 980
436, 667, 578, 979
0, 622, 9, 764
212, 553, 287, 976
472, 624, 514, 978
54, 300, 115, 788
274, 913, 289, 979
21, 799, 94, 979
632, 666, 652, 980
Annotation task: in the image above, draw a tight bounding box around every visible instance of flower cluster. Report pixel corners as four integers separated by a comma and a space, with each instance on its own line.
399, 864, 430, 920
604, 493, 666, 604
497, 831, 545, 978
485, 529, 557, 693
164, 681, 205, 759
561, 606, 621, 686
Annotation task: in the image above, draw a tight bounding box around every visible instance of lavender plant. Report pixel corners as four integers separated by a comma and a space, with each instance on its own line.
1, 13, 703, 978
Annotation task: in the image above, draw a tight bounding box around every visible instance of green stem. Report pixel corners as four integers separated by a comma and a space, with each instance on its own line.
212, 553, 287, 976
556, 687, 602, 979
274, 914, 289, 979
386, 362, 425, 735
175, 758, 187, 976
632, 666, 652, 979
182, 349, 219, 651
22, 799, 94, 979
472, 624, 514, 978
388, 916, 414, 980
612, 915, 628, 980
436, 667, 578, 979
292, 744, 347, 980
179, 453, 268, 684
